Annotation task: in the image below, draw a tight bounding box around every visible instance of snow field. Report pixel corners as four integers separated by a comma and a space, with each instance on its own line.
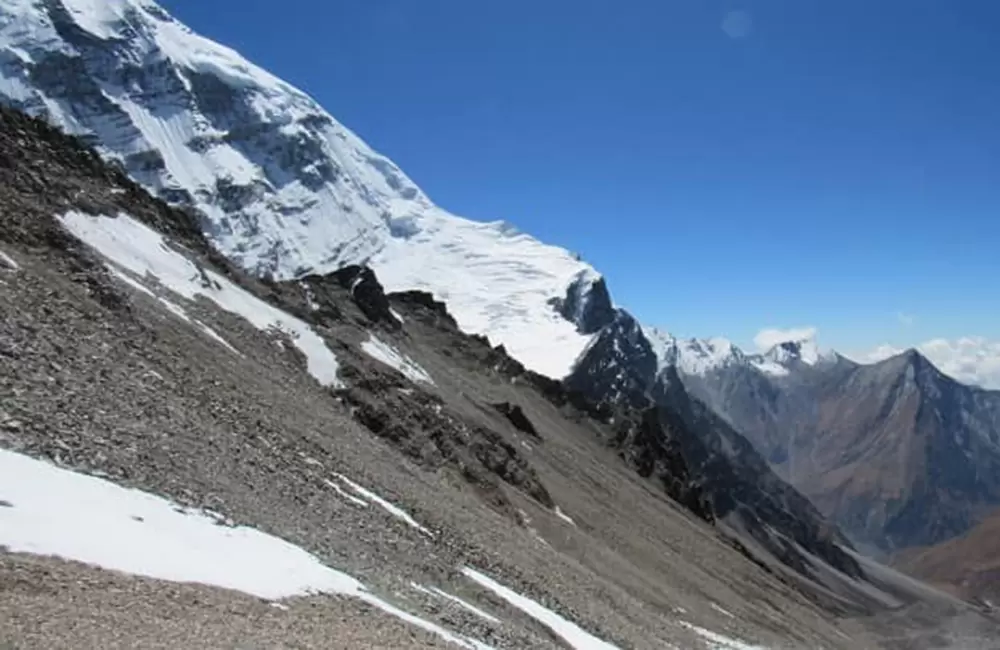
58, 212, 343, 388
0, 449, 490, 649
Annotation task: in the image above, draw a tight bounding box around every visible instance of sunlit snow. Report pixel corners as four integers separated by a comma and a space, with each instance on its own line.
554, 506, 577, 526
106, 266, 240, 356
749, 358, 790, 377
371, 219, 600, 379
333, 473, 432, 536
0, 249, 19, 270
644, 326, 744, 377
58, 212, 343, 388
762, 338, 823, 367
679, 622, 768, 650
0, 448, 490, 649
462, 567, 620, 650
0, 0, 603, 380
323, 478, 369, 508
411, 583, 501, 624
361, 334, 434, 384
0, 448, 354, 599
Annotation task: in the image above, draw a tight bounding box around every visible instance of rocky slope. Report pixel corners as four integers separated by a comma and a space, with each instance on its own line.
690, 346, 1000, 554
3, 0, 1000, 643
572, 304, 1000, 557
895, 508, 1000, 605
0, 0, 613, 378
5, 105, 998, 648
567, 312, 864, 594
780, 351, 1000, 552
13, 0, 975, 562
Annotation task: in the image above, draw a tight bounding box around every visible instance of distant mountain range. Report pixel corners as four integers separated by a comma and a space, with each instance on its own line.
569, 311, 1000, 555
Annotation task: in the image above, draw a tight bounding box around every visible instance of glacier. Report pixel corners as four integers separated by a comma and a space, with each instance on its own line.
0, 0, 609, 378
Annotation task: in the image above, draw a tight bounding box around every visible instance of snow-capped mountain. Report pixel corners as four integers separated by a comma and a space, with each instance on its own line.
761, 336, 834, 368
643, 326, 745, 376
639, 323, 830, 383
11, 1, 1000, 567
568, 310, 801, 412
0, 0, 613, 378
568, 310, 1000, 555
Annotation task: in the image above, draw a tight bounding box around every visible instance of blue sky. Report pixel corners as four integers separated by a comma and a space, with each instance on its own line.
159, 0, 999, 353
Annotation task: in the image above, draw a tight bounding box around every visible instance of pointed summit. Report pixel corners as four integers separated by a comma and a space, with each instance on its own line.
642, 327, 745, 377
763, 336, 823, 367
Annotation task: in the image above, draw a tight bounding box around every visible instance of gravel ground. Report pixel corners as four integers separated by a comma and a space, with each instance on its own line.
0, 553, 456, 650
2, 107, 998, 650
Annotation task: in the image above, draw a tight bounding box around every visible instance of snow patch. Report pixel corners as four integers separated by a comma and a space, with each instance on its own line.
643, 326, 743, 377
108, 267, 240, 355
356, 593, 495, 650
197, 323, 241, 356
1, 0, 605, 381
679, 622, 767, 650
333, 474, 432, 536
323, 478, 369, 509
554, 506, 576, 527
461, 567, 620, 650
411, 583, 501, 624
361, 334, 434, 384
0, 449, 490, 649
762, 339, 822, 367
58, 212, 342, 387
749, 358, 789, 377
0, 249, 19, 270
0, 447, 346, 600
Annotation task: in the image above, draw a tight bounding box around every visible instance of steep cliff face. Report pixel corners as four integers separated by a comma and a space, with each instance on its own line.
683, 347, 1000, 553
564, 309, 657, 410
780, 351, 1000, 552
6, 105, 939, 649
0, 0, 609, 378
567, 326, 864, 585
569, 298, 1000, 556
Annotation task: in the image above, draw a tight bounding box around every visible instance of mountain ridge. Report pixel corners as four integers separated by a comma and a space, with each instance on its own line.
0, 0, 613, 378
4, 103, 959, 647
8, 0, 1000, 592
4, 0, 993, 394
2, 2, 1000, 643
566, 302, 1000, 558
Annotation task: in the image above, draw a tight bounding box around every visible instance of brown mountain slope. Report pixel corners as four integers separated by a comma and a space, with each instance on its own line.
4, 102, 999, 649
895, 508, 1000, 604
683, 346, 1000, 555
0, 105, 896, 649
783, 351, 1000, 553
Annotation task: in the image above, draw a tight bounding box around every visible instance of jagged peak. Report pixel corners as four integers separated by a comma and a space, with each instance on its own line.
877, 347, 939, 377
641, 326, 745, 377
764, 336, 820, 365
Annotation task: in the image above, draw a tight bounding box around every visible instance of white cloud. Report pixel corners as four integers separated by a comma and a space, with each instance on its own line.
852, 337, 1000, 390
897, 312, 915, 327
753, 326, 817, 353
